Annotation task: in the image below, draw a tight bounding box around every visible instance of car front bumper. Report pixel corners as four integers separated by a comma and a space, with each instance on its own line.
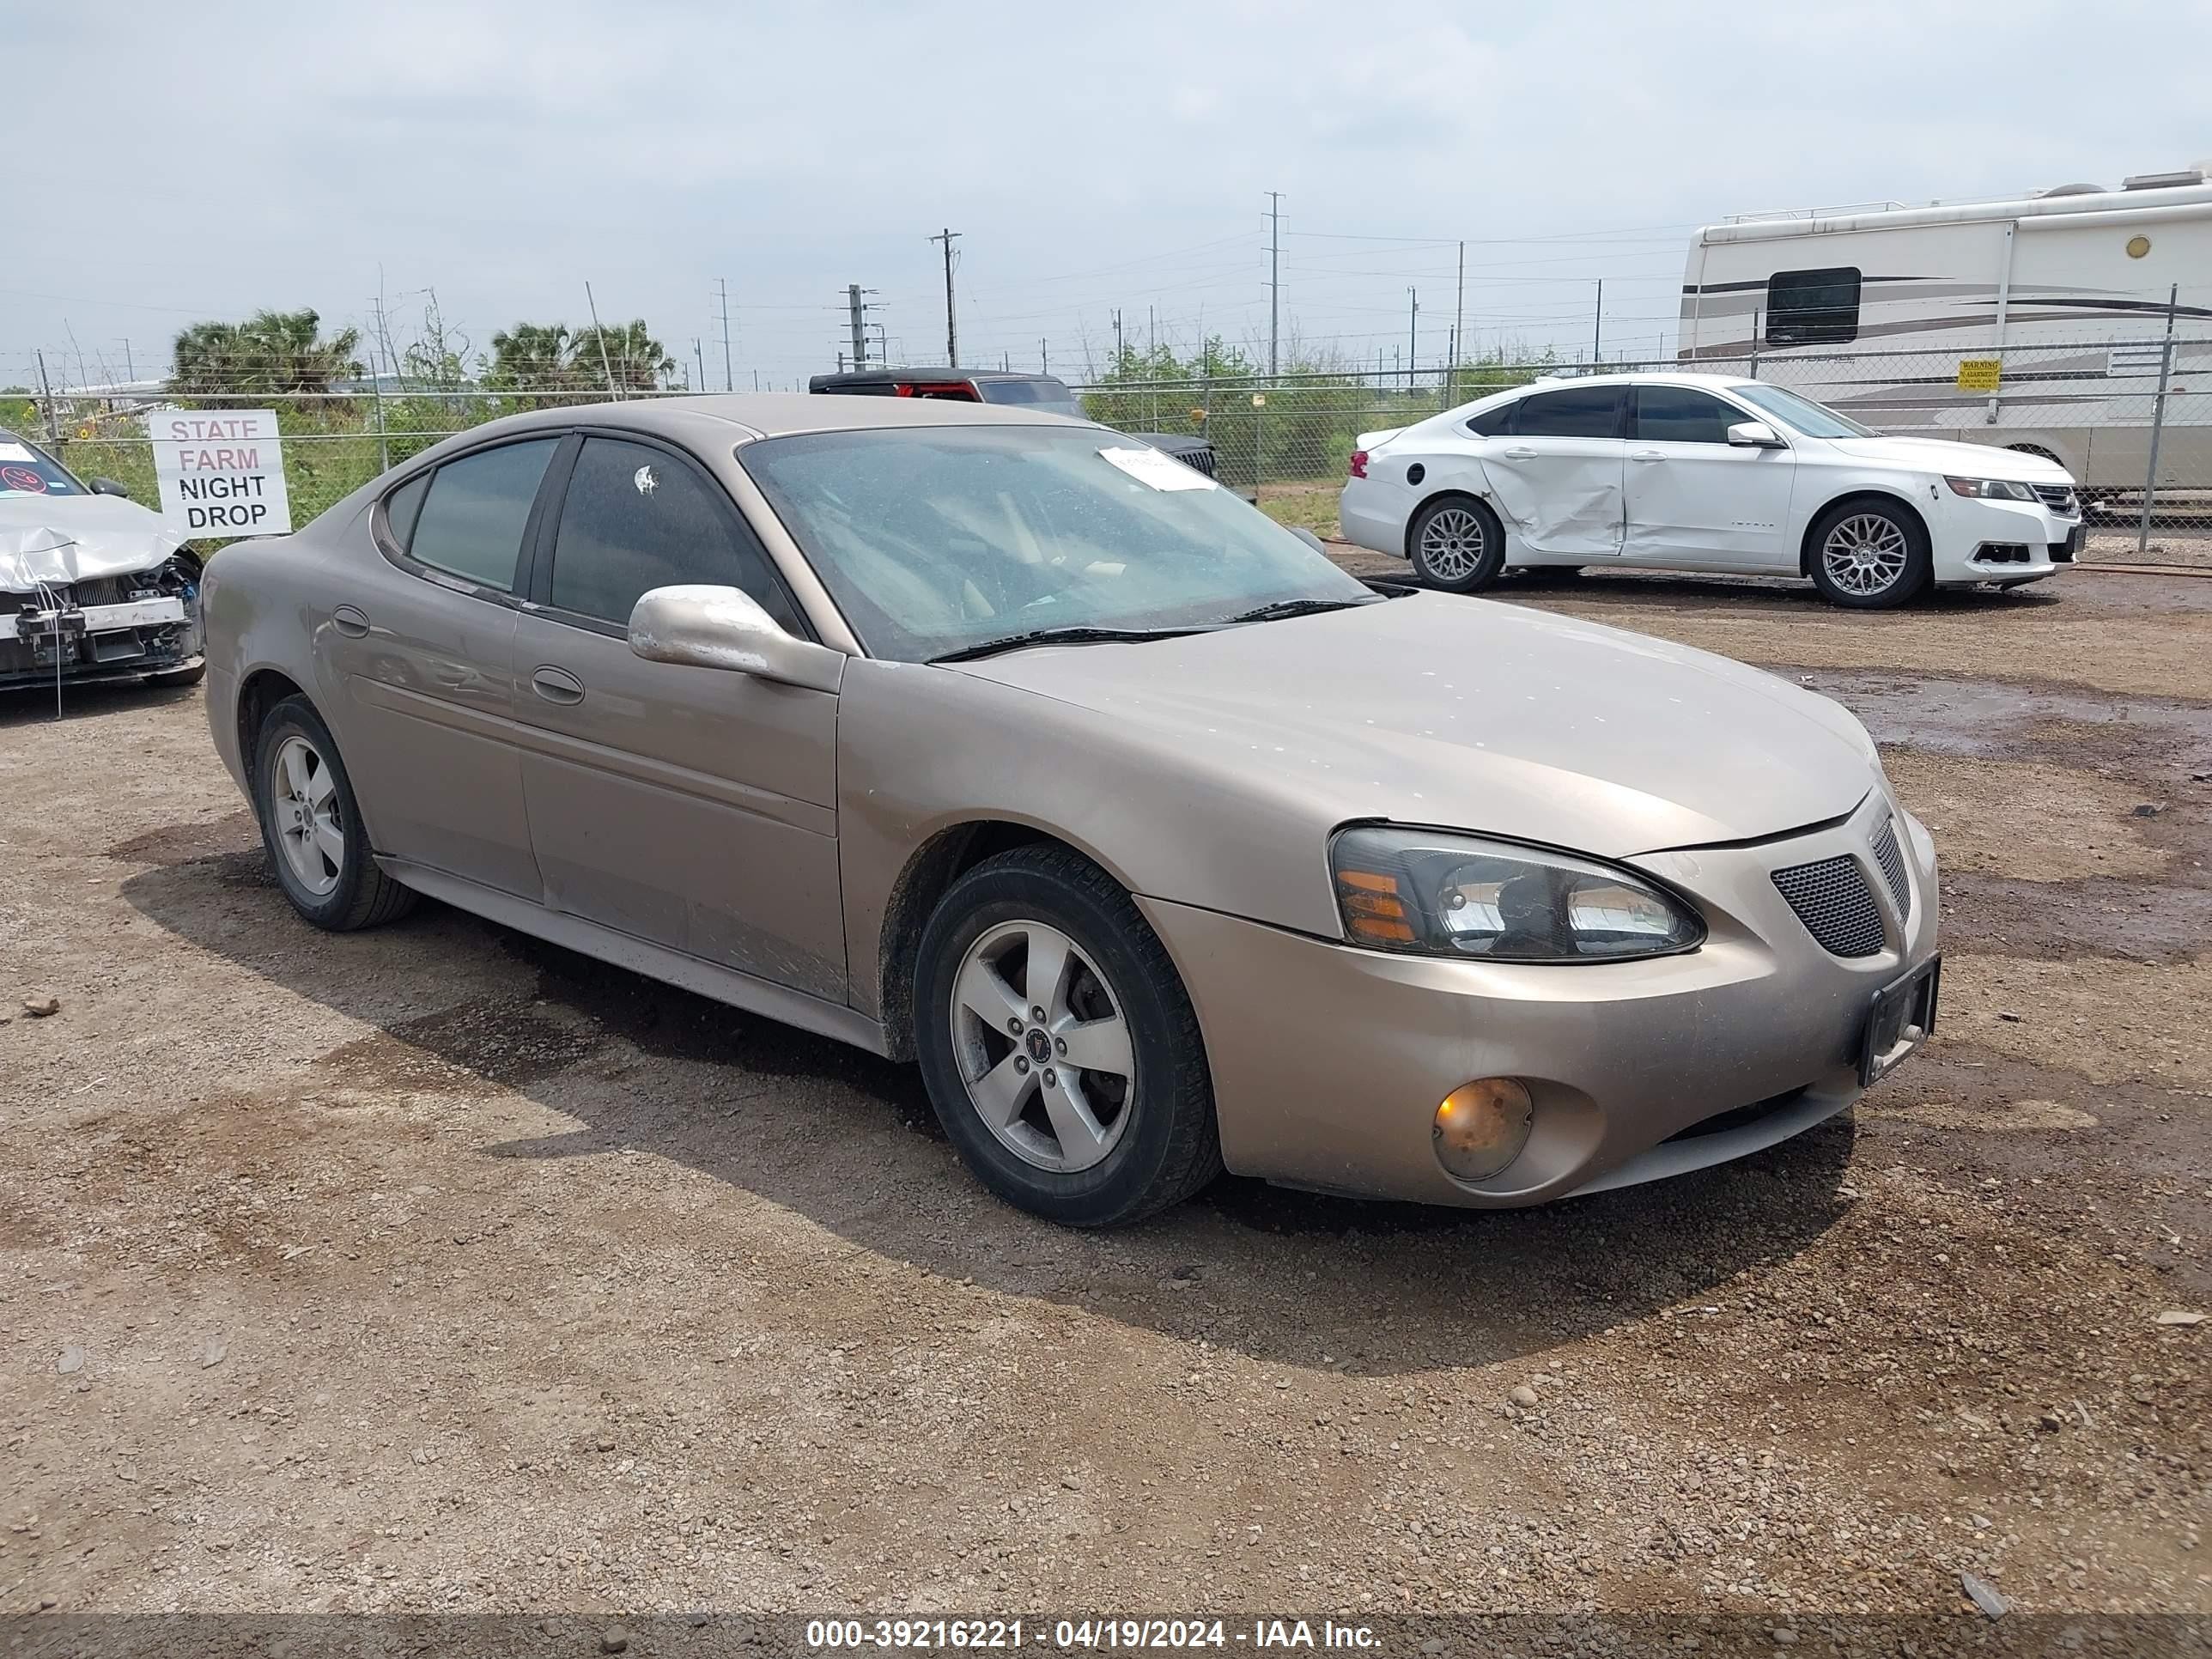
1929, 491, 2081, 585
0, 592, 202, 689
1139, 792, 1937, 1207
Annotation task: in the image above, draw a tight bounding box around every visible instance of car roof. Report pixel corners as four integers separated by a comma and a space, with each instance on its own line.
415, 392, 1091, 463
810, 368, 1065, 388
1485, 370, 1756, 396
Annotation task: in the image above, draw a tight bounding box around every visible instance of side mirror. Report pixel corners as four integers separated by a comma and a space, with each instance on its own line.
1289, 526, 1328, 554
628, 584, 844, 693
1726, 421, 1784, 449
91, 477, 132, 497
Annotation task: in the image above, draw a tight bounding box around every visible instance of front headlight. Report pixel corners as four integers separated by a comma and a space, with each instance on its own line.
1944, 476, 2037, 501
1330, 826, 1705, 963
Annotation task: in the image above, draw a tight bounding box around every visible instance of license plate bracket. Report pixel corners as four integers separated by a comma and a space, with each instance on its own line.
1860, 954, 1940, 1085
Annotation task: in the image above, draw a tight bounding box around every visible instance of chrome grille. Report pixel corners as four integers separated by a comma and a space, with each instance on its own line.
1871, 817, 1911, 920
2033, 483, 2078, 516
1771, 854, 1885, 957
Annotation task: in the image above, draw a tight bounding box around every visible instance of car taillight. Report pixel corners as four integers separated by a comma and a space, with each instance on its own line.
1348, 449, 1369, 479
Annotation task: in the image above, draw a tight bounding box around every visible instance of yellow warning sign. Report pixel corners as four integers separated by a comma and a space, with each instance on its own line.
1956, 358, 2002, 392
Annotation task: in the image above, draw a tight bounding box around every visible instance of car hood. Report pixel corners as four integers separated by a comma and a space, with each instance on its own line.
1824, 434, 2071, 483
951, 592, 1880, 858
0, 493, 182, 592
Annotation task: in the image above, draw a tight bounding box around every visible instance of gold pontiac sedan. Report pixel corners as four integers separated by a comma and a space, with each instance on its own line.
202, 395, 1939, 1226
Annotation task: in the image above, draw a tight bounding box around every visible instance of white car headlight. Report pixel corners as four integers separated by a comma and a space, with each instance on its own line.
1330, 826, 1705, 963
1944, 476, 2038, 502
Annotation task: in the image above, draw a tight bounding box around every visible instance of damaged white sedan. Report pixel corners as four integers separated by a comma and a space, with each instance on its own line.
0, 429, 205, 692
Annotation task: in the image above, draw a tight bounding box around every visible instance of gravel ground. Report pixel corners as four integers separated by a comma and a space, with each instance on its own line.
1, 564, 2207, 1625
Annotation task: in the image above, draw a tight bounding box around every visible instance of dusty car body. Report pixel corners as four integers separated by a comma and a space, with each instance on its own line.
201, 394, 1939, 1226
0, 429, 205, 692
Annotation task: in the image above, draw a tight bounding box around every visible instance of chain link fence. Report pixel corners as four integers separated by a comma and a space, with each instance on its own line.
5, 330, 2206, 569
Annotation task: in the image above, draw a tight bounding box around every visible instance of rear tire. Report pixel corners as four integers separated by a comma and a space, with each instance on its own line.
914, 845, 1220, 1227
251, 696, 418, 931
1807, 499, 1931, 610
1407, 495, 1506, 593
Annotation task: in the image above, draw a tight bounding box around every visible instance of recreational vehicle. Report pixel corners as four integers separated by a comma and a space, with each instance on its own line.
1680, 167, 2212, 498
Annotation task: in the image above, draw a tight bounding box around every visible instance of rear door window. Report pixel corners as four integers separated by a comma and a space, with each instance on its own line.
545, 436, 801, 633
1510, 386, 1626, 439
406, 439, 561, 592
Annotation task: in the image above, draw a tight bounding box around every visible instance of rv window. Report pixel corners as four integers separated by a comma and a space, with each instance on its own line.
1765, 267, 1862, 346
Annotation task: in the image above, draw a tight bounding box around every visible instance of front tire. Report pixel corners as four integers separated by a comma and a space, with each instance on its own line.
1407, 495, 1506, 593
251, 695, 418, 931
1808, 500, 1931, 610
914, 845, 1220, 1227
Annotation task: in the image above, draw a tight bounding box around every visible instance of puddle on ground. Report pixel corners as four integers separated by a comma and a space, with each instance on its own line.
1800, 669, 2212, 774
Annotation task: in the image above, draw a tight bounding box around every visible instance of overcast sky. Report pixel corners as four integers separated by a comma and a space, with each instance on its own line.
9, 2, 2209, 391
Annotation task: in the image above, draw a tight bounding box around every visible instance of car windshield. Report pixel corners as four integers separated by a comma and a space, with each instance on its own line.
974, 379, 1086, 420
1728, 383, 1876, 440
0, 435, 84, 497
741, 425, 1374, 662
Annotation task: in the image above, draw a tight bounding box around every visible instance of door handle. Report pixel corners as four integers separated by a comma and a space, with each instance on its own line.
331, 605, 369, 637
1501, 447, 1537, 459
531, 665, 586, 706
1631, 450, 1663, 462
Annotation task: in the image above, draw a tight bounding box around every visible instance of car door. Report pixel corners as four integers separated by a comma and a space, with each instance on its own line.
320, 436, 562, 898
1477, 385, 1627, 556
508, 431, 847, 1001
1621, 385, 1799, 568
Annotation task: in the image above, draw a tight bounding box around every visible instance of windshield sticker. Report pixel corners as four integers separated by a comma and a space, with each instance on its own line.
633, 465, 658, 495
0, 465, 49, 495
0, 442, 33, 463
1098, 446, 1217, 492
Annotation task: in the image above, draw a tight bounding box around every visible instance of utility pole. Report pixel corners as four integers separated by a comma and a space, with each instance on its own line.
718, 277, 734, 391
1407, 288, 1419, 388
1267, 191, 1282, 378
123, 337, 136, 383
1451, 240, 1465, 404
694, 338, 706, 392
929, 228, 961, 366
1112, 308, 1123, 367
33, 349, 60, 445
584, 281, 619, 398
1040, 337, 1048, 375
1592, 278, 1604, 365
848, 284, 868, 369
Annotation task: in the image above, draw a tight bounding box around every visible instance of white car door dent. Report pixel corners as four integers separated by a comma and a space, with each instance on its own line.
1481, 443, 1626, 556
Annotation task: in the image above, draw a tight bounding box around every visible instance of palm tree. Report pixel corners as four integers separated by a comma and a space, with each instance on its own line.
487, 323, 575, 390
167, 309, 362, 397
569, 321, 675, 392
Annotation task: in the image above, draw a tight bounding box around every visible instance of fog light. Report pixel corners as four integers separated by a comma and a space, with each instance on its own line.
1432, 1079, 1534, 1181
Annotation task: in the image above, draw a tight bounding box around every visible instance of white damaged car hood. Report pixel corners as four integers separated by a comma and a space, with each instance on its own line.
0, 495, 183, 592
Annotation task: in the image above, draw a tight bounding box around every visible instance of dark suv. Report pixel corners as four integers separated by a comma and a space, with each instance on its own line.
806, 368, 1221, 481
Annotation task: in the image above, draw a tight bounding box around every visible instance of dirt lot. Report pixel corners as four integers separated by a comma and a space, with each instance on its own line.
3, 565, 2209, 1626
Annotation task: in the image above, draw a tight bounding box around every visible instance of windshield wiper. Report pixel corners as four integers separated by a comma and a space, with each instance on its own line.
1217, 595, 1380, 626
929, 624, 1208, 665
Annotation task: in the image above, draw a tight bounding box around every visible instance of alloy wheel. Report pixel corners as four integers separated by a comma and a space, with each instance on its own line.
1418, 507, 1486, 581
270, 734, 344, 897
1821, 514, 1910, 597
949, 919, 1135, 1173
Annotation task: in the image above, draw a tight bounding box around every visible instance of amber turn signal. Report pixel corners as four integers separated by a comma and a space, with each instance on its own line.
1334, 866, 1415, 945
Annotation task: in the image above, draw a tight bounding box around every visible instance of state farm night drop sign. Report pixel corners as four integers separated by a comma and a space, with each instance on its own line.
147, 409, 292, 537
